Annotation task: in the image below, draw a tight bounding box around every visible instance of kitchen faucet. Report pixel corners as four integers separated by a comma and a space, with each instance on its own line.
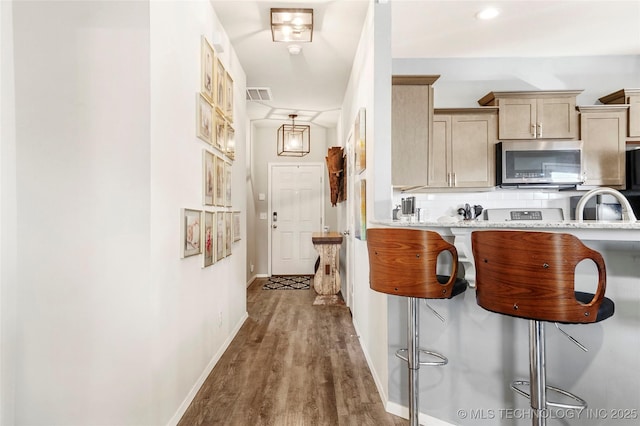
575, 187, 637, 222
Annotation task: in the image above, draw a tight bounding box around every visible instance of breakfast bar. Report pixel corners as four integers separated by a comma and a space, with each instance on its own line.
373, 218, 640, 287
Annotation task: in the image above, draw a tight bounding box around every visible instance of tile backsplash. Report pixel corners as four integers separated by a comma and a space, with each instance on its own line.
394, 188, 585, 221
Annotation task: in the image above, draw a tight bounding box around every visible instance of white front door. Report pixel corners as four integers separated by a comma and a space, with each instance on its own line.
269, 163, 324, 275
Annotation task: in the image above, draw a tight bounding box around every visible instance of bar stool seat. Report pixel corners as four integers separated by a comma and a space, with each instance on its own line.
367, 228, 468, 426
472, 230, 614, 425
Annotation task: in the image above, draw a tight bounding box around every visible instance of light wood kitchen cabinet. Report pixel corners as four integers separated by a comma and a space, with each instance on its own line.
392, 75, 439, 187
578, 105, 628, 187
478, 90, 582, 140
598, 88, 640, 141
430, 108, 498, 188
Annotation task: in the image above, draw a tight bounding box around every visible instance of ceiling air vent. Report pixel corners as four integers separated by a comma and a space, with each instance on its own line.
246, 87, 273, 101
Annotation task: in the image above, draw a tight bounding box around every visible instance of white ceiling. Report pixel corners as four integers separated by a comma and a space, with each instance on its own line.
212, 0, 640, 128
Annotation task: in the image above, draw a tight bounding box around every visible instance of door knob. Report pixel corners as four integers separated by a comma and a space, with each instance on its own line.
272, 224, 277, 229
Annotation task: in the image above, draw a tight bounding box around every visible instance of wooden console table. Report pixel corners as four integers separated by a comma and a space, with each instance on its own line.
312, 232, 343, 295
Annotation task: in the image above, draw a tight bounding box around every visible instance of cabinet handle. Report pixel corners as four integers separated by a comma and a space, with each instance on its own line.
538, 123, 542, 138
531, 124, 536, 138
452, 173, 456, 187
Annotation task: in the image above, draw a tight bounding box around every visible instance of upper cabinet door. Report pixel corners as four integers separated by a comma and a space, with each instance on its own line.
479, 90, 581, 140
498, 98, 536, 139
391, 75, 440, 188
538, 97, 578, 139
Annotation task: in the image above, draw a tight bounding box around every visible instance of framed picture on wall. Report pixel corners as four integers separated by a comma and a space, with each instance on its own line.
214, 109, 226, 152
181, 208, 202, 258
224, 161, 232, 207
200, 36, 214, 103
203, 150, 215, 205
196, 94, 213, 145
354, 179, 366, 240
232, 211, 241, 242
214, 155, 225, 206
225, 212, 232, 256
225, 71, 234, 122
226, 124, 235, 160
202, 210, 215, 267
354, 107, 366, 174
215, 57, 226, 108
215, 211, 225, 261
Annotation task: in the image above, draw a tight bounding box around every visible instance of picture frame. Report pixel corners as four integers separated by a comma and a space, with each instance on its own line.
202, 210, 215, 267
232, 211, 241, 242
214, 155, 225, 206
224, 161, 232, 207
225, 71, 234, 122
354, 179, 367, 240
214, 109, 226, 152
181, 208, 202, 258
200, 36, 214, 103
214, 57, 226, 109
225, 123, 235, 160
203, 150, 215, 205
225, 212, 233, 256
196, 93, 213, 145
215, 211, 225, 261
355, 107, 366, 174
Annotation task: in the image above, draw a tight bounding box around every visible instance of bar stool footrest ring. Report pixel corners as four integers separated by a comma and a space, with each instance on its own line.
395, 348, 448, 366
511, 380, 588, 410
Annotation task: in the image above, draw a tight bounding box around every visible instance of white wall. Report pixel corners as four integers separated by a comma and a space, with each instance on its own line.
2, 1, 248, 424
10, 1, 152, 423
149, 1, 247, 424
1, 0, 18, 424
248, 122, 336, 276
339, 0, 393, 405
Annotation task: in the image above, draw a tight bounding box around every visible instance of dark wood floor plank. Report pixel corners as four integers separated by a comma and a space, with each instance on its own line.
178, 279, 407, 425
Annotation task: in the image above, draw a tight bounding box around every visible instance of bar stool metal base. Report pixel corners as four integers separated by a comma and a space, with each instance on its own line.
511, 381, 588, 410
395, 348, 448, 366
511, 320, 588, 426
400, 297, 450, 426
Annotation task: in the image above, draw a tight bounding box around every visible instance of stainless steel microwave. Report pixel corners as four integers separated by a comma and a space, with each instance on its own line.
496, 140, 584, 188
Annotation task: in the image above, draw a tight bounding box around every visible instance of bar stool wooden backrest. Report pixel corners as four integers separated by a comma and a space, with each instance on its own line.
472, 230, 607, 324
367, 228, 460, 299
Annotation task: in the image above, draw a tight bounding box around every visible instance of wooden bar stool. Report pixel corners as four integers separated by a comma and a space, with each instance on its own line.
367, 228, 468, 426
471, 230, 615, 426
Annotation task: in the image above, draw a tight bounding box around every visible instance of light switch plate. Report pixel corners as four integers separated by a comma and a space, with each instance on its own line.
259, 212, 267, 220
258, 193, 266, 201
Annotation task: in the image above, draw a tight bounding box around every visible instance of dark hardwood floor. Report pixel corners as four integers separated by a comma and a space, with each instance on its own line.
178, 278, 406, 426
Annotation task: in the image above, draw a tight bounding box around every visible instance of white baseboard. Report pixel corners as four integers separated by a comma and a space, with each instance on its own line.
167, 311, 249, 426
246, 274, 257, 287
386, 401, 457, 425
246, 273, 268, 287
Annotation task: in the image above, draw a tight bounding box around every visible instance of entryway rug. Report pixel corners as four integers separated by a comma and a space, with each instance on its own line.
263, 275, 311, 290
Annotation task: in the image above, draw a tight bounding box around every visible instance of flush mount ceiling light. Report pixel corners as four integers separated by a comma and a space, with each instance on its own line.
476, 7, 500, 20
271, 8, 314, 42
277, 114, 310, 157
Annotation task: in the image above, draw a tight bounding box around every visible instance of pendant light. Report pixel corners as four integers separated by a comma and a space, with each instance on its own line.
277, 114, 310, 157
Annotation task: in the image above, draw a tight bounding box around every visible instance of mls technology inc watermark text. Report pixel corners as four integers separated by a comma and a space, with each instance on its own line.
456, 408, 638, 421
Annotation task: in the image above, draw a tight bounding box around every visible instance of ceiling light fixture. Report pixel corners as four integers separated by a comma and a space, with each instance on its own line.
271, 8, 314, 42
476, 7, 500, 20
277, 114, 310, 157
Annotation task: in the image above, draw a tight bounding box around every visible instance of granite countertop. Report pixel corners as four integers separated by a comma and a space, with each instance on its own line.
375, 219, 640, 230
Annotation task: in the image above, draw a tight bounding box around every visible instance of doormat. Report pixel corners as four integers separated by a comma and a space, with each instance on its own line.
263, 275, 311, 290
